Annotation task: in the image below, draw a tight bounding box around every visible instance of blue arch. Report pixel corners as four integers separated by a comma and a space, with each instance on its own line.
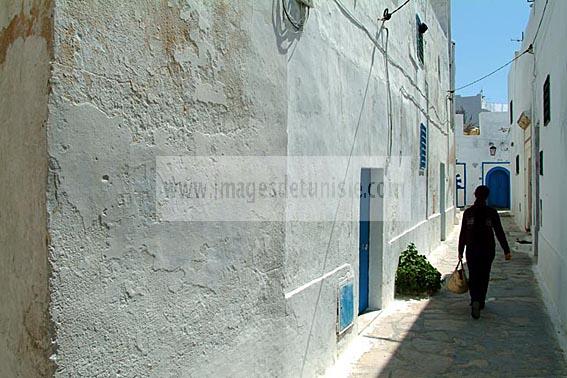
486, 167, 510, 209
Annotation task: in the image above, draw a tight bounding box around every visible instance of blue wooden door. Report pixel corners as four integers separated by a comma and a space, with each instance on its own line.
359, 169, 371, 313
486, 167, 510, 209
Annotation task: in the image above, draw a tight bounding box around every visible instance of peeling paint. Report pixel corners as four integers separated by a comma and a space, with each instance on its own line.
0, 1, 54, 376
0, 0, 53, 64
46, 1, 287, 376
7, 0, 462, 376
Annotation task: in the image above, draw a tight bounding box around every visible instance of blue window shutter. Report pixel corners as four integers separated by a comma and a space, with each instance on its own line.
419, 123, 427, 171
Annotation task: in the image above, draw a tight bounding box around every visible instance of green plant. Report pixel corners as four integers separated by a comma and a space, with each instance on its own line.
395, 243, 441, 296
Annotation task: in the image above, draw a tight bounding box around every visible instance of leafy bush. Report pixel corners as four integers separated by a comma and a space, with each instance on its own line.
395, 243, 441, 296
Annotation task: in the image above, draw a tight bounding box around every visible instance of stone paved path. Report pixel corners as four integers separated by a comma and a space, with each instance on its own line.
348, 213, 567, 377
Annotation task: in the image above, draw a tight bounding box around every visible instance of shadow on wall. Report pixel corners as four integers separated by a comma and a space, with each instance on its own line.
358, 251, 567, 376
272, 0, 304, 55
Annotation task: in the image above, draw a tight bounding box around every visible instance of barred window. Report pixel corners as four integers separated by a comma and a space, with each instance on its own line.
416, 15, 424, 65
419, 123, 427, 172
509, 101, 513, 125
543, 75, 550, 126
539, 150, 544, 176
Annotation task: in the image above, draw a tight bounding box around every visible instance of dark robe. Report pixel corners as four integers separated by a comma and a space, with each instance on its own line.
458, 202, 510, 305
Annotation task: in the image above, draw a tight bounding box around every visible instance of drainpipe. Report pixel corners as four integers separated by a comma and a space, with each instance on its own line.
533, 124, 540, 258
531, 48, 540, 258
447, 1, 454, 222
450, 40, 456, 223
425, 81, 430, 219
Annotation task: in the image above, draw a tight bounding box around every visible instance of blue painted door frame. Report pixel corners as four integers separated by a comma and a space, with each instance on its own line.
486, 167, 510, 209
358, 169, 371, 314
456, 162, 467, 208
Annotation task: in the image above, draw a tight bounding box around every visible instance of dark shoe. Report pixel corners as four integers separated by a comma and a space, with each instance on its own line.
471, 301, 481, 319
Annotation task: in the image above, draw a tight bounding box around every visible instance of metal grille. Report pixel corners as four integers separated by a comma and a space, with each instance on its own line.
543, 75, 550, 126
419, 123, 427, 172
416, 15, 424, 64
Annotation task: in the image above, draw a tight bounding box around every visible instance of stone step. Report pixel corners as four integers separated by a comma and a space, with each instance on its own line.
514, 242, 533, 253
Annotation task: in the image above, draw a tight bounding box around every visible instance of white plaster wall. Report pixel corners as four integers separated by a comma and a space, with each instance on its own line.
47, 1, 289, 376
508, 47, 534, 231
508, 0, 567, 348
529, 0, 567, 346
282, 0, 454, 375
0, 1, 54, 376
455, 93, 488, 128
45, 0, 454, 376
456, 107, 510, 206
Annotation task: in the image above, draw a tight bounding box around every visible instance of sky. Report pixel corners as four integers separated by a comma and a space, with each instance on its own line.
452, 0, 532, 104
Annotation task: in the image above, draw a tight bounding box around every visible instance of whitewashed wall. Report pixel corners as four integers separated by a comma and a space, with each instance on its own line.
48, 2, 289, 376
455, 98, 510, 207
508, 46, 534, 231
283, 1, 454, 375
508, 0, 567, 352
10, 0, 456, 376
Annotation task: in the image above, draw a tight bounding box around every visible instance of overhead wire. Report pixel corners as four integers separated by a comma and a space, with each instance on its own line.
531, 0, 549, 45
450, 0, 549, 94
449, 48, 531, 94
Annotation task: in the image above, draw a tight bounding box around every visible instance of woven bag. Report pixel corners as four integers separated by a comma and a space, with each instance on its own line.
447, 259, 469, 294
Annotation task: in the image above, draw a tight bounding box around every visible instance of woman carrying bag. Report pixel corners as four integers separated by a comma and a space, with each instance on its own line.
458, 185, 512, 319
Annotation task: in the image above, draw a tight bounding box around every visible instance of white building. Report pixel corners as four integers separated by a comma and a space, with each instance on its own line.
1, 1, 454, 376
455, 95, 511, 208
508, 0, 567, 348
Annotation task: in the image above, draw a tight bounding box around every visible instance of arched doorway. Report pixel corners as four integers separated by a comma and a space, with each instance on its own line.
486, 167, 510, 209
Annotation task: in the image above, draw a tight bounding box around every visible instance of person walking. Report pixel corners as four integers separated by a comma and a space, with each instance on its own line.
458, 185, 512, 319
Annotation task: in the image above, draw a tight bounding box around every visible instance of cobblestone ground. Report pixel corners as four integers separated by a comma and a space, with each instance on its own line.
349, 213, 567, 377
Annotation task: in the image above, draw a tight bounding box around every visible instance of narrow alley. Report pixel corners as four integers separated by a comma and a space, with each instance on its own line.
3, 1, 567, 376
343, 213, 567, 377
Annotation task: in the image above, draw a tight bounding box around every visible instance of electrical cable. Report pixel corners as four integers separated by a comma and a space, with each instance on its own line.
531, 0, 549, 45
449, 47, 531, 94
332, 0, 448, 134
450, 0, 549, 94
282, 0, 310, 31
381, 0, 411, 21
